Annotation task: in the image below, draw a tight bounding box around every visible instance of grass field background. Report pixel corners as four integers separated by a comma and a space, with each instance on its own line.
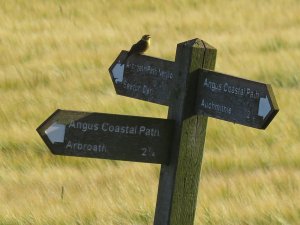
0, 0, 299, 224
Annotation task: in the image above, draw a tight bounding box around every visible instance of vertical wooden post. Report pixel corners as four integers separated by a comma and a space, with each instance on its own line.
153, 39, 217, 225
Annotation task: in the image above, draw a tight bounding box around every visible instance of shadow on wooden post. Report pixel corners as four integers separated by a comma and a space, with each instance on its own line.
154, 39, 217, 225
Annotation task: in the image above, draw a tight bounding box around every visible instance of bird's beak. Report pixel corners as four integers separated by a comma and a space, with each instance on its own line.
144, 34, 151, 39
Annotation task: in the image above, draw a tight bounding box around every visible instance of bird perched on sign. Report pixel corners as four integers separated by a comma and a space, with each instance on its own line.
121, 34, 151, 65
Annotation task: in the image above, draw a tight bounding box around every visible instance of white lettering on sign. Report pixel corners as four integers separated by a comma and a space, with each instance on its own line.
203, 78, 260, 99
68, 121, 161, 137
142, 85, 153, 95
141, 146, 156, 157
223, 82, 246, 96
101, 123, 138, 135
123, 81, 141, 92
69, 120, 99, 132
127, 63, 173, 80
66, 141, 107, 153
122, 81, 153, 96
102, 123, 160, 137
139, 126, 160, 136
203, 78, 222, 92
246, 88, 260, 99
201, 99, 232, 114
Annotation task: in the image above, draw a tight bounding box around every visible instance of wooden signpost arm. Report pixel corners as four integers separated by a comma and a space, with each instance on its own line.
154, 39, 217, 225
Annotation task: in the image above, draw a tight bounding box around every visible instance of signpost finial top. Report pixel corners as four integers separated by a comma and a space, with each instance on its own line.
178, 38, 205, 49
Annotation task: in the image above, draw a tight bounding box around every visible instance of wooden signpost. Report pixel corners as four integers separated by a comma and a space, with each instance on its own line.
37, 38, 279, 225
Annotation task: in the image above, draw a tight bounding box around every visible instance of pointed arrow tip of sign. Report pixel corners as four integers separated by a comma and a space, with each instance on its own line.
111, 62, 124, 84
45, 122, 66, 144
258, 96, 271, 120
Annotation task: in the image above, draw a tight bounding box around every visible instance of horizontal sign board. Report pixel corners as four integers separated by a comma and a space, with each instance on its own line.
37, 109, 174, 164
196, 69, 279, 129
109, 51, 175, 105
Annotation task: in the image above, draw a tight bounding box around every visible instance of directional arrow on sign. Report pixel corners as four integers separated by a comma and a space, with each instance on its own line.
196, 69, 279, 129
258, 96, 271, 119
37, 109, 174, 164
109, 51, 175, 106
45, 122, 65, 144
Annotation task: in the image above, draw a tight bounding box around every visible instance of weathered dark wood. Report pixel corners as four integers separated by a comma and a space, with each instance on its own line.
153, 39, 217, 225
196, 69, 279, 129
37, 109, 174, 164
109, 51, 175, 105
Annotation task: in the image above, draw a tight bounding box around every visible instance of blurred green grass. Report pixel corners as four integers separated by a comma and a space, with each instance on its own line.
0, 0, 299, 224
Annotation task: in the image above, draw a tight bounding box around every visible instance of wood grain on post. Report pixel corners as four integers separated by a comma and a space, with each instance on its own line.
154, 39, 217, 225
